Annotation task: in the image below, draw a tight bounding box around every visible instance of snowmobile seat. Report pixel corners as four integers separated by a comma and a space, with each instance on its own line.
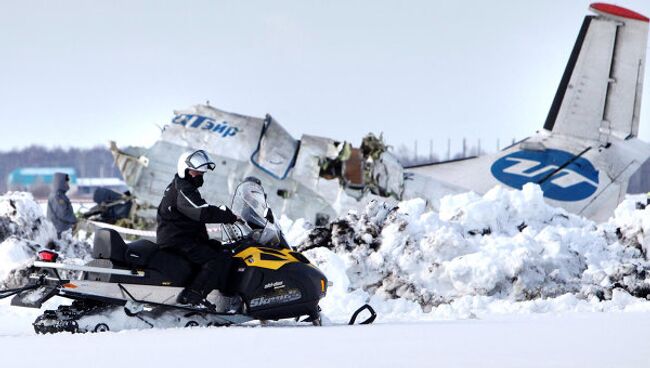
88, 229, 194, 286
84, 253, 193, 287
93, 229, 127, 263
142, 250, 193, 285
125, 239, 159, 267
121, 239, 195, 285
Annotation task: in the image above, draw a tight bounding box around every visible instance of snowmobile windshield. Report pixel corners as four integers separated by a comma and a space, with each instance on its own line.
230, 181, 283, 248
231, 181, 267, 228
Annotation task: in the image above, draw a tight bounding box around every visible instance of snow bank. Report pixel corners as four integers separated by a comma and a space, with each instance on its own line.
2, 186, 650, 326
283, 184, 650, 322
0, 192, 91, 288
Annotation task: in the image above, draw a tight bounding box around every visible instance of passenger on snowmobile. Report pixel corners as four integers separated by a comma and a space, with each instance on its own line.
156, 150, 238, 305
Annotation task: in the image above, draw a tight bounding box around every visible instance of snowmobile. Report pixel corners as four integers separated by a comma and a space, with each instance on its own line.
81, 187, 134, 224
2, 179, 375, 333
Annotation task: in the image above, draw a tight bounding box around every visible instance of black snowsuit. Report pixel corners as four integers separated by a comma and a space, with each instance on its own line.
156, 174, 238, 296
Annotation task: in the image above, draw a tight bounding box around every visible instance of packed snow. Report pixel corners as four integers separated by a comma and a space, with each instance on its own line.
279, 183, 650, 322
2, 311, 650, 368
2, 186, 650, 322
1, 185, 650, 366
0, 192, 91, 289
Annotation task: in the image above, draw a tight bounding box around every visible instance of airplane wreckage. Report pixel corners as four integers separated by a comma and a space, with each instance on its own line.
111, 3, 650, 225
110, 105, 404, 226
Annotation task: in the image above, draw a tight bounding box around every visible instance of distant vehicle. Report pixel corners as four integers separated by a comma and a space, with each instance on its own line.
111, 3, 650, 224
81, 187, 134, 225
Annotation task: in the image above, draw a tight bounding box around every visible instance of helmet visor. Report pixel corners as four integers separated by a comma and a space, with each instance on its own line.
185, 150, 216, 172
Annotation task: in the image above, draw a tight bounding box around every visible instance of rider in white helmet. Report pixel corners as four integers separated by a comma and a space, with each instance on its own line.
156, 149, 239, 305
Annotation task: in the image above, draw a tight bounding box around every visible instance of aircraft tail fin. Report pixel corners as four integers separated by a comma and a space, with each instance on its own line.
544, 3, 649, 143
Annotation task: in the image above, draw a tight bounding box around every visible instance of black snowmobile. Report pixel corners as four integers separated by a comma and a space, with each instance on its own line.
3, 179, 375, 333
81, 187, 134, 224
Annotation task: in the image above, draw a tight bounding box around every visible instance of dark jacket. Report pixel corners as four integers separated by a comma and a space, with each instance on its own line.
47, 173, 77, 235
156, 174, 237, 247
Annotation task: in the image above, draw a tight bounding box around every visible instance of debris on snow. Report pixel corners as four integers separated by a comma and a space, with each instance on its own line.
286, 184, 650, 321
0, 192, 91, 288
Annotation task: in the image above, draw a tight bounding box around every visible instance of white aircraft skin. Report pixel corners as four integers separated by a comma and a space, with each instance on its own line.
112, 3, 650, 225
406, 3, 650, 222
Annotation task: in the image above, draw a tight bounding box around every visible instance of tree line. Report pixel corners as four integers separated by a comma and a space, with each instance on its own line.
1, 144, 648, 196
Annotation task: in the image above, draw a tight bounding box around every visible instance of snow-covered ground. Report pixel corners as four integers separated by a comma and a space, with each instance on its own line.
0, 305, 649, 368
1, 186, 649, 367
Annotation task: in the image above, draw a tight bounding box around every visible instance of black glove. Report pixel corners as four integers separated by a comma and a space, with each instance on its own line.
222, 206, 238, 224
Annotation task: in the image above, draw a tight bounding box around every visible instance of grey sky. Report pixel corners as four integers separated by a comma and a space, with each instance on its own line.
2, 0, 650, 157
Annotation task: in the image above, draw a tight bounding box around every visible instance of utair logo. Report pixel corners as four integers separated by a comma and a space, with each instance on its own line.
172, 114, 240, 138
490, 149, 599, 202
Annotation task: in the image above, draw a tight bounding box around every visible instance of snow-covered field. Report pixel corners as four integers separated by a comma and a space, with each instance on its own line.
1, 186, 649, 367
0, 308, 649, 368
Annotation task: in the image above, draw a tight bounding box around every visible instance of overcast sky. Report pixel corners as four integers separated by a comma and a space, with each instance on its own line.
2, 0, 650, 157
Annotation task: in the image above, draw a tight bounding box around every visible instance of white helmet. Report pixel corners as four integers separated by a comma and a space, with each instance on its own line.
177, 150, 216, 178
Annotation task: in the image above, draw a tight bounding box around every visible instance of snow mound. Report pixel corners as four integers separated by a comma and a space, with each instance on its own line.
0, 192, 55, 245
0, 192, 91, 288
2, 187, 650, 325
285, 184, 650, 321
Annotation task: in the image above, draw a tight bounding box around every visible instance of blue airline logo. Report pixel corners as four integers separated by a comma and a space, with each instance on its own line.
490, 149, 599, 202
172, 114, 240, 138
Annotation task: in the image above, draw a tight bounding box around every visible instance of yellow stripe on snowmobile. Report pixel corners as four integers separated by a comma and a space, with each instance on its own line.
233, 247, 301, 270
